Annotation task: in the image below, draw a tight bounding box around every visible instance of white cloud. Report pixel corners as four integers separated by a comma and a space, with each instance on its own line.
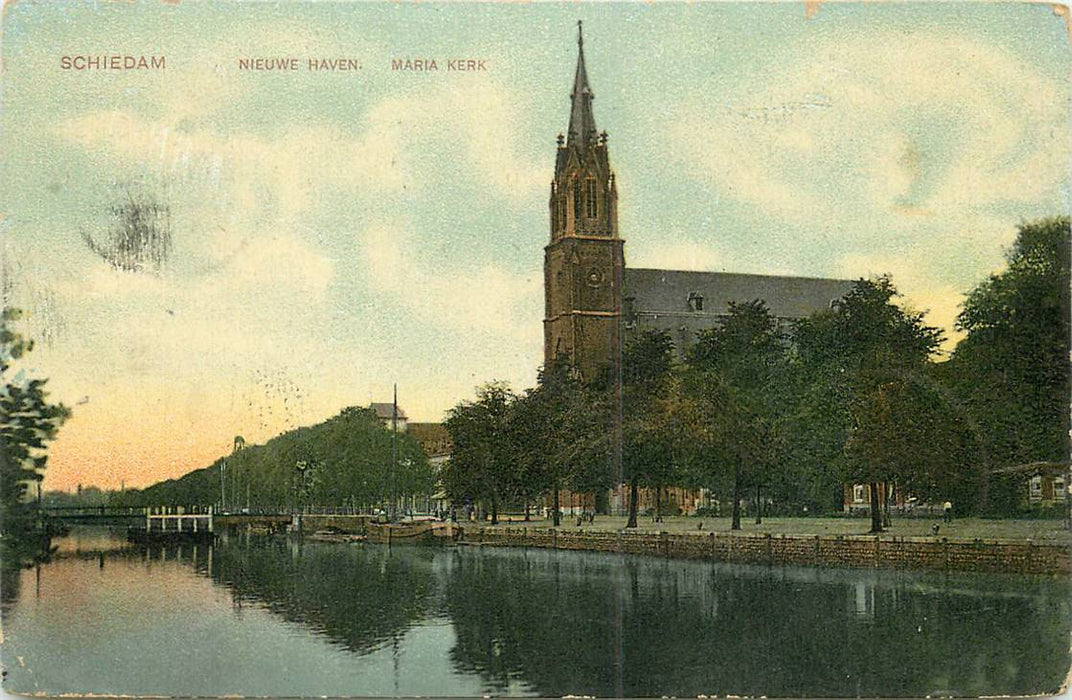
360, 221, 541, 343
635, 239, 723, 272
672, 31, 1067, 229
666, 29, 1067, 341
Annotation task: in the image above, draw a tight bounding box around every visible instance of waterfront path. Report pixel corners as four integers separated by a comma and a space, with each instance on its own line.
472, 515, 1072, 543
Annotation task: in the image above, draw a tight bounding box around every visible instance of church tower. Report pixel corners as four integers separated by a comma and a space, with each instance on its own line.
543, 22, 624, 382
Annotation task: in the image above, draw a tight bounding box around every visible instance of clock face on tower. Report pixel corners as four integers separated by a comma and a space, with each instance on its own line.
585, 267, 605, 288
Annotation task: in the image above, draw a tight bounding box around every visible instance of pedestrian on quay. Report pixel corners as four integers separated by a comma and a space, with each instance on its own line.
942, 500, 952, 523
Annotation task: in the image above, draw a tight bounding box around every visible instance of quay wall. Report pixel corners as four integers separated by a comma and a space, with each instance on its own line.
457, 527, 1071, 575
297, 514, 372, 534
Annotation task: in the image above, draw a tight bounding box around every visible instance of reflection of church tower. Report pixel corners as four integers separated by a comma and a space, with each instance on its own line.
543, 22, 624, 381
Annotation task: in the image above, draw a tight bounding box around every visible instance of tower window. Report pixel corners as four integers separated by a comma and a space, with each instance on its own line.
573, 182, 582, 221
559, 195, 567, 231
585, 178, 597, 218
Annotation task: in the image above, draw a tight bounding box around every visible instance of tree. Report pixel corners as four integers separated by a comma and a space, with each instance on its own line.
620, 330, 678, 528
110, 406, 433, 512
443, 383, 516, 525
683, 300, 787, 529
508, 357, 600, 526
0, 308, 70, 535
794, 277, 943, 532
948, 217, 1070, 517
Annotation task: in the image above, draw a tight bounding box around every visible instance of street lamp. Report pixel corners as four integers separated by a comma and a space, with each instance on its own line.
295, 460, 309, 513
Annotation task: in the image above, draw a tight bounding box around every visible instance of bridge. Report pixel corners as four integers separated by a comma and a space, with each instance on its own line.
43, 506, 299, 536
41, 505, 146, 525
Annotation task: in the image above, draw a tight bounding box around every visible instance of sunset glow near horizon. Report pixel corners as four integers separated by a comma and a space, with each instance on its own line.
2, 2, 1068, 492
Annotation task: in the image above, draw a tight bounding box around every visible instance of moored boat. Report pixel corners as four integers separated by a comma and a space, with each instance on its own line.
366, 520, 456, 545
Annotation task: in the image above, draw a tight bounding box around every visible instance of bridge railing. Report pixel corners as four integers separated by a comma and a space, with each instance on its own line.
45, 504, 416, 519
41, 506, 145, 518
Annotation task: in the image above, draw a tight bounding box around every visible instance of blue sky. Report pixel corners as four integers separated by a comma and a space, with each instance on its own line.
2, 1, 1068, 490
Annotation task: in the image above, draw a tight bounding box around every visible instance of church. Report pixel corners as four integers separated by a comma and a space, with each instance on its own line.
544, 25, 854, 381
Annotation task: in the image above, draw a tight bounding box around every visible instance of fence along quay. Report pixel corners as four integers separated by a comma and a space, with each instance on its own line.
457, 526, 1071, 575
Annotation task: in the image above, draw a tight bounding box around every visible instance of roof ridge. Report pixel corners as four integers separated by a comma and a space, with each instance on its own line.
625, 267, 855, 284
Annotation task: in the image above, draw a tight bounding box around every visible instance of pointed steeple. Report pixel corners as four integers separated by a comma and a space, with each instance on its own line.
567, 20, 597, 151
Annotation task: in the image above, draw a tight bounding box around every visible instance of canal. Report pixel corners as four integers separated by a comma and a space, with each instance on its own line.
1, 527, 1068, 697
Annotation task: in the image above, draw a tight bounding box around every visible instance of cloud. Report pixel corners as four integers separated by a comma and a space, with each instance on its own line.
672, 31, 1066, 225
634, 239, 723, 272
666, 29, 1067, 337
55, 110, 406, 220
360, 221, 541, 343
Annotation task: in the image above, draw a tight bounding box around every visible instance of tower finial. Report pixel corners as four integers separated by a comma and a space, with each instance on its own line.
567, 21, 596, 150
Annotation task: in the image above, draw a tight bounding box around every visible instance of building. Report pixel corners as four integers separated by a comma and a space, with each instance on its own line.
544, 24, 854, 378
408, 422, 452, 469
989, 461, 1068, 510
409, 422, 453, 513
370, 403, 408, 432
540, 24, 857, 516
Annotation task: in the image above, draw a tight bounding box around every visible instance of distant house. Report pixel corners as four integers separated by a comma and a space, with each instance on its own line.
842, 482, 906, 514
989, 462, 1068, 509
408, 422, 452, 513
370, 403, 408, 432
408, 422, 452, 467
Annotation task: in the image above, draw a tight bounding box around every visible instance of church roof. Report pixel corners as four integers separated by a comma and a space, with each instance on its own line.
567, 21, 598, 151
623, 268, 855, 319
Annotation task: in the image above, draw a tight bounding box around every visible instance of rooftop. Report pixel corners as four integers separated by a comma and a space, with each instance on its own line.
624, 268, 855, 319
370, 403, 408, 421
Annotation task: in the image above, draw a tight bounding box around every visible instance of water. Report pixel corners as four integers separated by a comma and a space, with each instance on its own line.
1, 527, 1068, 697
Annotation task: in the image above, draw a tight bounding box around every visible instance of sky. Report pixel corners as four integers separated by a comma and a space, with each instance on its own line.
1, 1, 1069, 492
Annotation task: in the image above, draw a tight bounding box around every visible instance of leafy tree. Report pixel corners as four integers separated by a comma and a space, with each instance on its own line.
0, 308, 70, 536
847, 372, 982, 514
620, 330, 677, 528
794, 277, 943, 532
508, 357, 592, 526
110, 406, 432, 511
443, 383, 516, 525
948, 216, 1070, 514
682, 300, 787, 529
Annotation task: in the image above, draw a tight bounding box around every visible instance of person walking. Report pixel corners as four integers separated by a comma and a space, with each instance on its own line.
942, 500, 953, 523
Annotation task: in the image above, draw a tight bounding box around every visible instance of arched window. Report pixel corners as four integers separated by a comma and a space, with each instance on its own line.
559, 195, 567, 231
585, 178, 598, 218
573, 182, 582, 221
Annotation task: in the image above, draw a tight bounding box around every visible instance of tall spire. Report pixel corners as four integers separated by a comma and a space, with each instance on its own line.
567, 20, 597, 151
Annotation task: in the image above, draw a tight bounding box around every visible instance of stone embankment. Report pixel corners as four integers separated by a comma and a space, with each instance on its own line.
457, 526, 1070, 575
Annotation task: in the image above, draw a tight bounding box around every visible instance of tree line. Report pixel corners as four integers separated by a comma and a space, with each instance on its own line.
443, 217, 1070, 531
1, 216, 1067, 535
108, 406, 435, 511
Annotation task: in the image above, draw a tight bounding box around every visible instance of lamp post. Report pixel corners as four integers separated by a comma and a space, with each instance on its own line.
296, 460, 309, 514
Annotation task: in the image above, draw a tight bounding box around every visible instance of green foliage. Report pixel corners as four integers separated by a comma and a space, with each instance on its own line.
439, 217, 1067, 524
678, 301, 787, 526
442, 383, 516, 521
0, 308, 70, 535
110, 406, 433, 509
791, 277, 946, 528
951, 217, 1070, 469
620, 330, 679, 488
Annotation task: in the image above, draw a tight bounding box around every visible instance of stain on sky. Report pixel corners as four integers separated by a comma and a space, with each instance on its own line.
81, 184, 173, 274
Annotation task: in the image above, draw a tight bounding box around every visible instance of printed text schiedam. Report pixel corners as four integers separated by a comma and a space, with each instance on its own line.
61, 55, 166, 70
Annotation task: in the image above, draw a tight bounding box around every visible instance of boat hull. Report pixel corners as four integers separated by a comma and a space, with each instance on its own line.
366, 521, 456, 545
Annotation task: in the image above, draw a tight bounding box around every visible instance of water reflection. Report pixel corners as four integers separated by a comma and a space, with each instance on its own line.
1, 529, 1068, 698
205, 534, 439, 656
445, 549, 1071, 697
